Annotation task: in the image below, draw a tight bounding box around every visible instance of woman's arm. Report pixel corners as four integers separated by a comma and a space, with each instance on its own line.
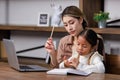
45, 38, 58, 68
45, 35, 73, 68
49, 50, 59, 68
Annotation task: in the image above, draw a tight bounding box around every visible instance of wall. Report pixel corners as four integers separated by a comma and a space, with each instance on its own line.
0, 0, 79, 58
0, 0, 79, 25
0, 0, 6, 24
105, 0, 120, 22
104, 0, 120, 55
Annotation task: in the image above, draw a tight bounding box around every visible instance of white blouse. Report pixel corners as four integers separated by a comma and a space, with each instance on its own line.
59, 51, 105, 73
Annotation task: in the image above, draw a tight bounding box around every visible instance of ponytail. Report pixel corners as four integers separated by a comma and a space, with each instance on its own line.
96, 34, 105, 57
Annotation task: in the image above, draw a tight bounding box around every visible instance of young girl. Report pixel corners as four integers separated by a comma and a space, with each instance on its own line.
59, 29, 105, 73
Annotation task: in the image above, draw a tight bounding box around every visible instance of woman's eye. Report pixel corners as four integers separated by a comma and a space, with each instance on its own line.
64, 24, 67, 27
69, 21, 74, 24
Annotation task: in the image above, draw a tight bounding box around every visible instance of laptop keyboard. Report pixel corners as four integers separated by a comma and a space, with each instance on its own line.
20, 65, 33, 69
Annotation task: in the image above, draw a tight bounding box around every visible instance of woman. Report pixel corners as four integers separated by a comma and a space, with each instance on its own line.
45, 6, 88, 68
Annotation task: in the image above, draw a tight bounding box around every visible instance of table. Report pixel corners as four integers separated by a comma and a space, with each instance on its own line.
0, 62, 119, 80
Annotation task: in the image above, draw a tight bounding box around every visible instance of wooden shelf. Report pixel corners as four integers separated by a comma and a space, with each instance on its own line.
0, 25, 66, 32
0, 25, 120, 34
91, 28, 120, 35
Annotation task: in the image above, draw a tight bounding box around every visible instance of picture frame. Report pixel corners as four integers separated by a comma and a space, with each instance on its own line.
38, 13, 49, 26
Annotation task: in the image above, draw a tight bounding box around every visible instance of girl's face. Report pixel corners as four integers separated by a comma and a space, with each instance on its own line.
62, 16, 83, 36
76, 36, 93, 55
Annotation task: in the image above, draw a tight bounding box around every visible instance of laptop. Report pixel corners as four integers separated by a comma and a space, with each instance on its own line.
3, 39, 49, 72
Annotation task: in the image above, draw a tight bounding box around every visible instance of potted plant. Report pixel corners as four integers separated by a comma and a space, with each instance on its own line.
93, 11, 110, 28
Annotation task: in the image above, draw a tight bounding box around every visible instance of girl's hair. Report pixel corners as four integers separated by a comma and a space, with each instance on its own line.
78, 29, 104, 55
61, 6, 88, 29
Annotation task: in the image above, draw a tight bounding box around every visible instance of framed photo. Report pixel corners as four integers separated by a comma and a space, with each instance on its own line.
38, 13, 49, 26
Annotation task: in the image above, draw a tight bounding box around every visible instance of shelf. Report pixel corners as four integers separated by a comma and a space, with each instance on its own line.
0, 25, 66, 32
0, 25, 120, 34
91, 28, 120, 35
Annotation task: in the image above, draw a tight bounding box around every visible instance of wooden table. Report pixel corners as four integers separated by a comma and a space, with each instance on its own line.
0, 62, 119, 80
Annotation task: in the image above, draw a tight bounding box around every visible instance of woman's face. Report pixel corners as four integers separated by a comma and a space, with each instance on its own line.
76, 36, 93, 56
62, 16, 83, 36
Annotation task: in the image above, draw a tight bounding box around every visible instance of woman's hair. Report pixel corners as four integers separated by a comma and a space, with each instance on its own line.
78, 29, 104, 55
61, 6, 88, 29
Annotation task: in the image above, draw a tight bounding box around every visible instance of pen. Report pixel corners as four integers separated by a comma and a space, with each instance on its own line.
50, 26, 55, 38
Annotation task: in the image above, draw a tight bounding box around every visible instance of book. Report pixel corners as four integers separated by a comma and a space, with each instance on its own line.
46, 68, 92, 76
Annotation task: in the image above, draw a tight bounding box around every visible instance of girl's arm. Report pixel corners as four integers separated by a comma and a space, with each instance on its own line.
59, 57, 72, 68
59, 56, 79, 69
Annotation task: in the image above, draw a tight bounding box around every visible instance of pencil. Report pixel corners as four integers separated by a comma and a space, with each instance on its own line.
50, 26, 55, 38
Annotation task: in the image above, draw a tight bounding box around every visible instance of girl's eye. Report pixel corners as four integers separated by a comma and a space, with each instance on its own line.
77, 43, 87, 48
82, 45, 87, 48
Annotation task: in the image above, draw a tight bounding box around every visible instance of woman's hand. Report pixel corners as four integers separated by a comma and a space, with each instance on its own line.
45, 38, 56, 55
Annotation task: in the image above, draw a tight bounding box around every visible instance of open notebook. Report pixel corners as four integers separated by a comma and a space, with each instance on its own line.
3, 39, 49, 72
47, 68, 92, 76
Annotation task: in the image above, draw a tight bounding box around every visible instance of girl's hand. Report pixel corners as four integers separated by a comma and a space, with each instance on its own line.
69, 57, 79, 68
64, 60, 71, 67
63, 56, 79, 68
45, 38, 56, 54
63, 56, 72, 68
